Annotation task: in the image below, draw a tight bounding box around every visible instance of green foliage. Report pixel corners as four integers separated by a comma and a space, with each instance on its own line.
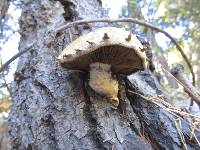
141, 0, 200, 81
0, 86, 10, 112
0, 98, 10, 112
153, 45, 161, 52
164, 0, 200, 68
129, 0, 137, 6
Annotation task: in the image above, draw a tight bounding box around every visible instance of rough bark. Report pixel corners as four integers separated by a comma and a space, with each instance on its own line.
8, 0, 199, 150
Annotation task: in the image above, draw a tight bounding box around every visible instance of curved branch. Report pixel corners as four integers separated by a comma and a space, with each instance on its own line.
0, 43, 35, 73
56, 18, 195, 86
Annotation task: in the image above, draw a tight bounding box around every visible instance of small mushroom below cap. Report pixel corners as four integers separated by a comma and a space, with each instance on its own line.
58, 27, 147, 107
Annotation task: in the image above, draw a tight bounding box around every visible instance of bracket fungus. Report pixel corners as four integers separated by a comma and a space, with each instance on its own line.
58, 27, 147, 107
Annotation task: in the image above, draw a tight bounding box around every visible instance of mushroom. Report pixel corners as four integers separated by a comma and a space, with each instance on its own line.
58, 27, 147, 107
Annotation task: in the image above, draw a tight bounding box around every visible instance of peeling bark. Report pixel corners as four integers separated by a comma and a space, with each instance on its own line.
8, 0, 200, 150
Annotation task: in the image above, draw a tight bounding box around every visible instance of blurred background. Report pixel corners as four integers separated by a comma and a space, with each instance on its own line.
1, 0, 200, 148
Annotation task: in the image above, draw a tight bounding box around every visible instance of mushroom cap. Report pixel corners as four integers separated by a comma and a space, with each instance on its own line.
58, 27, 147, 75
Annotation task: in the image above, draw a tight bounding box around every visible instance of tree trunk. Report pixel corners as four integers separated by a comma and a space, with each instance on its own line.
8, 0, 199, 150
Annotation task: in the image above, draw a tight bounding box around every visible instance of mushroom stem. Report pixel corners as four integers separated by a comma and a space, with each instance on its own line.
89, 62, 119, 107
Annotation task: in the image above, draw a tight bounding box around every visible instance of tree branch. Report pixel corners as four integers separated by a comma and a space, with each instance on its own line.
0, 42, 35, 73
56, 18, 195, 86
169, 64, 200, 106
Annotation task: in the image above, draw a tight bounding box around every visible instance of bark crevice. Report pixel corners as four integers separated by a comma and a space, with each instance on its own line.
56, 0, 78, 21
125, 75, 180, 149
125, 72, 200, 149
118, 76, 162, 149
82, 75, 107, 150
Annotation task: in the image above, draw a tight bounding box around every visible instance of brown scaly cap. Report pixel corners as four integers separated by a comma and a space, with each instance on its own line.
58, 27, 147, 74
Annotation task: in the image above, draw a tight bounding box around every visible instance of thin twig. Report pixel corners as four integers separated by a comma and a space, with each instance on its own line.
0, 59, 10, 93
0, 42, 35, 73
0, 83, 7, 89
189, 123, 200, 146
128, 90, 200, 119
128, 90, 200, 148
56, 18, 195, 86
162, 67, 200, 105
190, 125, 196, 140
174, 119, 188, 150
193, 130, 200, 146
